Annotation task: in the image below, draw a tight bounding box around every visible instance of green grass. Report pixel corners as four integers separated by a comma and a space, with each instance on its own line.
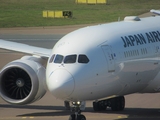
0, 0, 160, 28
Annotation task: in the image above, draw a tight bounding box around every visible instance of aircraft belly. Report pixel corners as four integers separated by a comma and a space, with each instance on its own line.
117, 59, 160, 95
68, 81, 122, 101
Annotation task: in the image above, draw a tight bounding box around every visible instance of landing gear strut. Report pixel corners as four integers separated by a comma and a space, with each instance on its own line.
69, 101, 86, 120
93, 96, 125, 111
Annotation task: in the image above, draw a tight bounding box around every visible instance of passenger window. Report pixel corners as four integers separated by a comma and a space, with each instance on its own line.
78, 55, 89, 63
49, 54, 55, 63
54, 54, 64, 63
64, 55, 77, 64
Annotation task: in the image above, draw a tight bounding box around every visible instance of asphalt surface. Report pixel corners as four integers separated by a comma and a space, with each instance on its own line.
1, 12, 160, 120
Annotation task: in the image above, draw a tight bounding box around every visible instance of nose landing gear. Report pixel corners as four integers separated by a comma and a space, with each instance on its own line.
68, 96, 125, 120
69, 101, 86, 120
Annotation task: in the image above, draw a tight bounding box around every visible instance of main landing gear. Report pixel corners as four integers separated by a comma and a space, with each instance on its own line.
69, 101, 86, 120
93, 96, 125, 111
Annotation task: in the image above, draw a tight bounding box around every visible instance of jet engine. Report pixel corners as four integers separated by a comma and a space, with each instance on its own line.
0, 56, 47, 105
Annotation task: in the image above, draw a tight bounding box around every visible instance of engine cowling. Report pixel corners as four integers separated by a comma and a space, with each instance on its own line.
0, 56, 46, 105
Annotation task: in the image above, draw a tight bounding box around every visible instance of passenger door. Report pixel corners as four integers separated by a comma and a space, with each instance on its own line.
101, 45, 115, 72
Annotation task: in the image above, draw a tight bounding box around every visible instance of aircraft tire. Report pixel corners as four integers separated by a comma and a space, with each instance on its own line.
93, 102, 100, 111
77, 114, 86, 120
93, 101, 107, 111
69, 114, 75, 120
111, 96, 125, 111
69, 114, 86, 120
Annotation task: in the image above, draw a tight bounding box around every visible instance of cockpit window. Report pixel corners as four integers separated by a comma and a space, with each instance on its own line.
64, 55, 77, 64
49, 54, 55, 63
51, 54, 89, 64
78, 55, 89, 63
54, 54, 64, 63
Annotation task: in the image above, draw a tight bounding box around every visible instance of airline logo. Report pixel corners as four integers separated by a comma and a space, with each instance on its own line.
121, 31, 160, 47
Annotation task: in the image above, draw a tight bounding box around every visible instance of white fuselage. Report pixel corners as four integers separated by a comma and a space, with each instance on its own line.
46, 16, 160, 102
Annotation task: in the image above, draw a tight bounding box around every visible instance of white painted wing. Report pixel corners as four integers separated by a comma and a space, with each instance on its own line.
150, 9, 160, 15
0, 39, 52, 58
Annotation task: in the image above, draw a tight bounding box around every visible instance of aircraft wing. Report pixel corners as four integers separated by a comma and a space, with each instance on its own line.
150, 9, 160, 15
0, 39, 52, 58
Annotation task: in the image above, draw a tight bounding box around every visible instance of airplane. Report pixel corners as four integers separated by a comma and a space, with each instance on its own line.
0, 9, 160, 120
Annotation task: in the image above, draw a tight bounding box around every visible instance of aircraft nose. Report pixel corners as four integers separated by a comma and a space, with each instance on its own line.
47, 69, 74, 99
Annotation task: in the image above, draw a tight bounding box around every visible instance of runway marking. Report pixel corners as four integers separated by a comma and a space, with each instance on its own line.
118, 116, 122, 118
22, 117, 27, 119
21, 117, 34, 119
29, 117, 34, 119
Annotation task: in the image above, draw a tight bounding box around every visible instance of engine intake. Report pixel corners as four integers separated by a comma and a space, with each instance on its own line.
0, 57, 46, 105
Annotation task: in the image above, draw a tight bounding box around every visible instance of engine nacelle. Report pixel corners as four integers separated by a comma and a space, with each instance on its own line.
0, 56, 46, 105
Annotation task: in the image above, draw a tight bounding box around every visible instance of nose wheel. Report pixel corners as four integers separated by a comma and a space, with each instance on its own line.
69, 114, 86, 120
69, 101, 86, 120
